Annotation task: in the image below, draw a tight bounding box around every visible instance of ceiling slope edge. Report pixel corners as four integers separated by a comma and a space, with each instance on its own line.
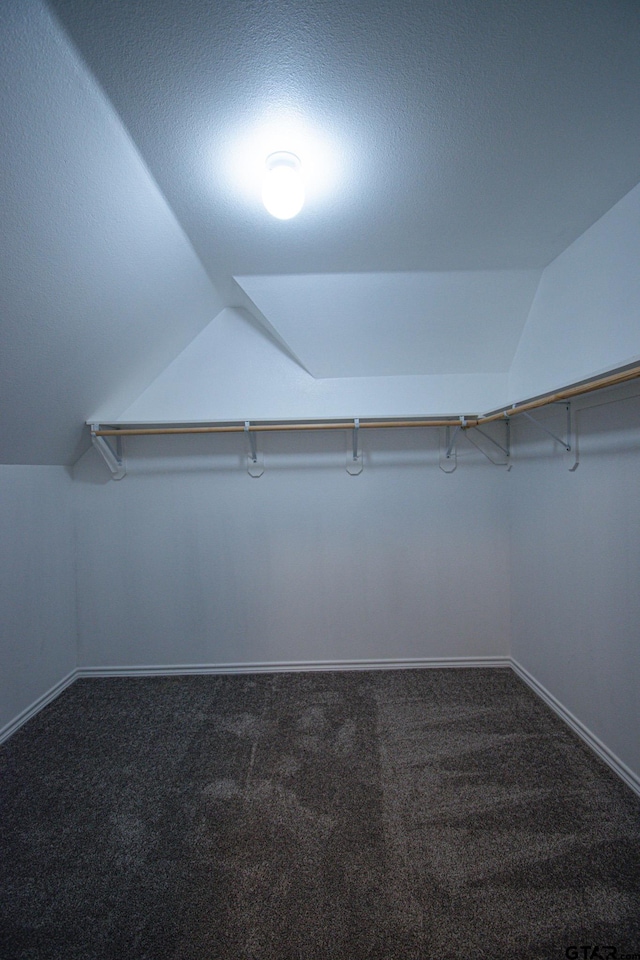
113, 307, 508, 424
229, 281, 314, 375
48, 3, 313, 383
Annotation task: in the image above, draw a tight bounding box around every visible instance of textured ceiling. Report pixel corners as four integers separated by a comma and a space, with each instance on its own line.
43, 0, 640, 386
0, 0, 225, 464
48, 0, 640, 276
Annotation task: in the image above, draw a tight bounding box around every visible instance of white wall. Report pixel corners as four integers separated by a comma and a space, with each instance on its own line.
509, 181, 640, 404
73, 429, 511, 669
509, 383, 640, 783
6, 397, 638, 792
0, 466, 77, 736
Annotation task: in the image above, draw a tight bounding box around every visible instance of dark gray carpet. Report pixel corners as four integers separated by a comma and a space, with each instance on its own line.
1, 669, 639, 959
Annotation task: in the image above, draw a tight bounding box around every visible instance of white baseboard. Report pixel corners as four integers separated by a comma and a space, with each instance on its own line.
77, 656, 510, 677
0, 658, 507, 744
0, 669, 78, 744
511, 659, 640, 798
4, 659, 638, 799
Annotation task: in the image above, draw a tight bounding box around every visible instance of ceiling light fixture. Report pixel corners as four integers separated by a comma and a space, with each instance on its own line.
262, 152, 304, 219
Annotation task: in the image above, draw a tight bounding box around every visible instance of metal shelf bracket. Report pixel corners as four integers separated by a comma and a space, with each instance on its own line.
521, 403, 572, 451
346, 418, 363, 475
465, 419, 511, 467
244, 421, 264, 477
90, 424, 126, 480
439, 425, 459, 472
440, 417, 510, 470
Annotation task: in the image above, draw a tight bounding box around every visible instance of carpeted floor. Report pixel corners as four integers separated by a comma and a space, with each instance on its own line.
1, 669, 639, 959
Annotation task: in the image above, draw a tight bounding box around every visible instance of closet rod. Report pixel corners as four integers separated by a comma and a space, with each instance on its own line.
93, 362, 640, 437
95, 418, 463, 436
480, 362, 640, 424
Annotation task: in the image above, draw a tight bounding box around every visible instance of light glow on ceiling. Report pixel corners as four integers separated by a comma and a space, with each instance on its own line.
262, 152, 304, 219
219, 107, 346, 216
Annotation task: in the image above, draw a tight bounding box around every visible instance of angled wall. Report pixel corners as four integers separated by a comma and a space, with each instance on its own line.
509, 181, 640, 404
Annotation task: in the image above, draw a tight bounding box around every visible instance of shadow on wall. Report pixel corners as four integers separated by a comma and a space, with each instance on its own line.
77, 379, 640, 483
510, 382, 640, 463
76, 423, 515, 482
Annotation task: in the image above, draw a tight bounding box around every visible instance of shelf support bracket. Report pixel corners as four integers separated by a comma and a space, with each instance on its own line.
464, 431, 505, 466
521, 403, 572, 452
439, 425, 459, 472
244, 421, 264, 477
346, 418, 363, 475
465, 420, 511, 466
446, 424, 462, 458
90, 424, 126, 480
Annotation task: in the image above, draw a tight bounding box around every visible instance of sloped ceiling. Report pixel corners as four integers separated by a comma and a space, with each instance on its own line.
235, 271, 542, 379
47, 0, 640, 274
2, 0, 640, 462
119, 307, 510, 423
0, 0, 225, 464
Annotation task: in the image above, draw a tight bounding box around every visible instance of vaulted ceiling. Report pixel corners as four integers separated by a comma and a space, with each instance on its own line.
48, 0, 640, 274
2, 0, 640, 463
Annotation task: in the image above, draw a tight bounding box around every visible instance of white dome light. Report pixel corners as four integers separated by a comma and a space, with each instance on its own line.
262, 152, 304, 219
